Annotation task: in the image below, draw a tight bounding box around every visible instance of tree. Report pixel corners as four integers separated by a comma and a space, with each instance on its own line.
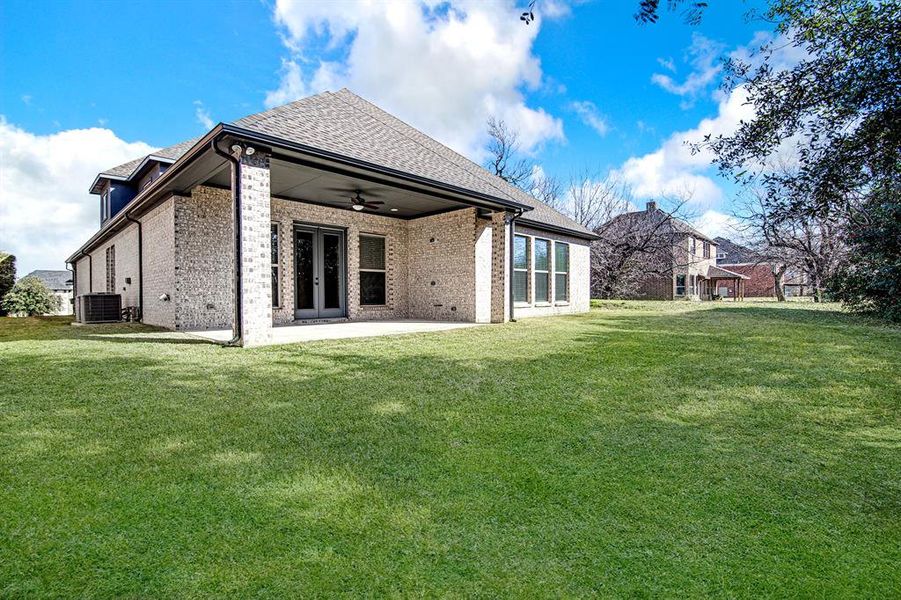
0, 253, 15, 317
1, 276, 61, 317
485, 116, 534, 189
697, 0, 901, 318
520, 1, 711, 25
738, 186, 848, 301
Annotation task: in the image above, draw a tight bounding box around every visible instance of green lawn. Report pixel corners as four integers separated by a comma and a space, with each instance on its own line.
1, 302, 899, 597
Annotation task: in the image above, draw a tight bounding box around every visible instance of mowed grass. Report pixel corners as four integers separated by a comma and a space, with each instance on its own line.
1, 302, 899, 597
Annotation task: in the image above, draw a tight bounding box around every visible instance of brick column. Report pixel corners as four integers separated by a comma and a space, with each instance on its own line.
237, 150, 272, 347
490, 212, 509, 323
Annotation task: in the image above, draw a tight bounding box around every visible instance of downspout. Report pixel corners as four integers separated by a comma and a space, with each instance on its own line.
124, 212, 143, 321
88, 253, 93, 292
508, 208, 523, 322
212, 137, 243, 346
66, 261, 75, 315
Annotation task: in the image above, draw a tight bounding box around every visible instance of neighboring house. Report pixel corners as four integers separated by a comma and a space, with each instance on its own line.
67, 89, 596, 346
602, 202, 748, 300
23, 270, 73, 315
714, 237, 810, 298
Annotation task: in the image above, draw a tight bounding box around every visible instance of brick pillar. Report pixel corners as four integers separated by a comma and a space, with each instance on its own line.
490, 212, 509, 323
237, 150, 272, 347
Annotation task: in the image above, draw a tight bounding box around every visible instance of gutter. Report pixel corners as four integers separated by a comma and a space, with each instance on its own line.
508, 208, 523, 322
124, 212, 143, 321
516, 217, 599, 241
212, 137, 243, 347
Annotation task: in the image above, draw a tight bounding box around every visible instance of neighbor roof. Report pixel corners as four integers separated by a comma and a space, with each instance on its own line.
707, 265, 750, 279
94, 89, 592, 237
25, 270, 72, 290
713, 237, 761, 265
604, 205, 715, 243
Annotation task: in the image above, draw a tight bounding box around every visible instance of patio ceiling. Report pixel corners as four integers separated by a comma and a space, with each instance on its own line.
203, 156, 470, 219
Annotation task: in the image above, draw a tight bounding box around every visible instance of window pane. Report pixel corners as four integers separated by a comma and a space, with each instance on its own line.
555, 242, 569, 273
322, 233, 341, 309
535, 272, 549, 302
360, 271, 386, 305
271, 224, 279, 265
513, 271, 528, 302
271, 266, 279, 307
534, 239, 550, 271
359, 235, 385, 270
295, 231, 315, 310
513, 235, 529, 269
555, 274, 568, 301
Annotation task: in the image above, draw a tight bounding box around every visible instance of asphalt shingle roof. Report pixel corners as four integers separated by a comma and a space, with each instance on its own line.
24, 270, 72, 290
97, 89, 592, 236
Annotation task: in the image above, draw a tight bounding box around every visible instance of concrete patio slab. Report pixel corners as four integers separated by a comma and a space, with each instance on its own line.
186, 320, 482, 345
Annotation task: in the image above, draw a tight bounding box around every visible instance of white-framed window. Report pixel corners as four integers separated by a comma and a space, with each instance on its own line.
101, 189, 111, 222
271, 223, 280, 308
690, 237, 697, 256
359, 234, 386, 305
534, 238, 551, 303
513, 234, 530, 303
703, 241, 711, 259
675, 274, 686, 296
554, 242, 569, 302
105, 245, 116, 292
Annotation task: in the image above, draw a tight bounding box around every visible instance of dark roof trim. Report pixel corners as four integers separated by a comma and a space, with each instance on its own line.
517, 217, 600, 241
222, 124, 533, 214
89, 154, 178, 194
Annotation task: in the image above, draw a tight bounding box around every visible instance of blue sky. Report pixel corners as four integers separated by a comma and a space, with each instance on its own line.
0, 0, 775, 274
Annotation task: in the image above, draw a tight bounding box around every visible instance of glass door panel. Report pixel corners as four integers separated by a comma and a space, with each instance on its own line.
294, 226, 345, 319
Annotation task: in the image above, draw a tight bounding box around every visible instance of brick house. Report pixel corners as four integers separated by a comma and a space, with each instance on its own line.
67, 89, 596, 346
602, 202, 749, 300
714, 237, 810, 298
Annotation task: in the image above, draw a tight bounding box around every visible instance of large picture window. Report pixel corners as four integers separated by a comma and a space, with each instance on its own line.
513, 235, 529, 303
359, 234, 386, 305
271, 223, 280, 307
534, 238, 550, 303
554, 242, 569, 302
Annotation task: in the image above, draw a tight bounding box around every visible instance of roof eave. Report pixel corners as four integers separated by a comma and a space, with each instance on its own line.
516, 217, 599, 240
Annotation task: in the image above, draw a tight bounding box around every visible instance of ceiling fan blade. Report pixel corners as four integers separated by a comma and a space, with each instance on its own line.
323, 186, 385, 198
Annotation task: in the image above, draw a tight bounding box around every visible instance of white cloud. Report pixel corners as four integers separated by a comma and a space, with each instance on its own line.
615, 85, 755, 209
656, 57, 675, 72
0, 118, 155, 275
568, 100, 609, 136
266, 0, 565, 159
651, 33, 724, 106
193, 100, 214, 130
692, 209, 742, 239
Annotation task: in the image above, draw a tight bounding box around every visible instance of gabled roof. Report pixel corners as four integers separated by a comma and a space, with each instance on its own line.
92, 89, 592, 237
714, 237, 761, 265
24, 270, 72, 290
603, 205, 715, 243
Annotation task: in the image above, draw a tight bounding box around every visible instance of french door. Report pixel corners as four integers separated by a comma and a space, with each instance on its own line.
294, 225, 346, 319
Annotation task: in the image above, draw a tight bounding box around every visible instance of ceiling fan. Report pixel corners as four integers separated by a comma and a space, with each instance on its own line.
324, 186, 385, 211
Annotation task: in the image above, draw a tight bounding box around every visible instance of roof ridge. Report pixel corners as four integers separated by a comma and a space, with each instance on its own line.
330, 89, 522, 205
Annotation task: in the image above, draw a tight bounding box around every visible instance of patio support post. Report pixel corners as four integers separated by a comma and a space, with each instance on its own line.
236, 148, 273, 347
489, 211, 509, 323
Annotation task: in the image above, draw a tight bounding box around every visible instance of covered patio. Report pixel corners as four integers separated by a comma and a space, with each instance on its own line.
707, 265, 750, 300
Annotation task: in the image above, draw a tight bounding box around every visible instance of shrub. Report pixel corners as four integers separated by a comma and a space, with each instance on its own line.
0, 253, 15, 317
1, 276, 61, 316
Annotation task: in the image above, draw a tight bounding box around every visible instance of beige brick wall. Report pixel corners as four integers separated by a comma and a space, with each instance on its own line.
174, 187, 234, 330
141, 197, 176, 328
407, 209, 478, 322
74, 256, 91, 296
85, 223, 140, 307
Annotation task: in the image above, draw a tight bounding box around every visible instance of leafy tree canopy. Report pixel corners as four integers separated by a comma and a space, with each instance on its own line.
1, 276, 61, 317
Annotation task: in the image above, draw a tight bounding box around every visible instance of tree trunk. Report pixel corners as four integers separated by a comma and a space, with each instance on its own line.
773, 264, 787, 302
